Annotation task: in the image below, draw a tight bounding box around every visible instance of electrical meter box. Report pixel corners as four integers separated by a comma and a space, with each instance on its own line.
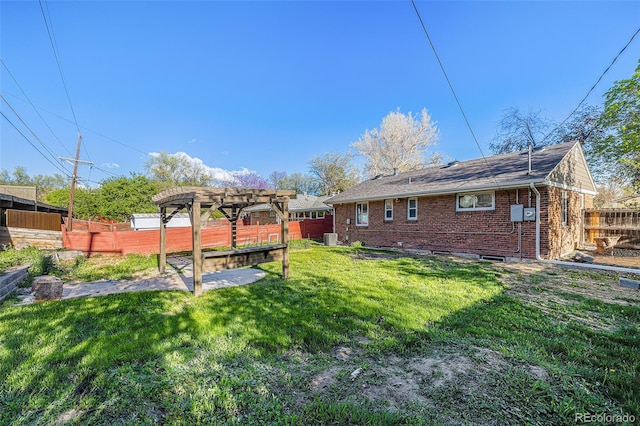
510, 205, 524, 222
523, 207, 536, 221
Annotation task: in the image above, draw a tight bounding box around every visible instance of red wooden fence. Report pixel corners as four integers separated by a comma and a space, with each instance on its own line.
62, 216, 333, 256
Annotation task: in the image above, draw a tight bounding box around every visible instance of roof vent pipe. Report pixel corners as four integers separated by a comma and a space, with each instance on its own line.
393, 168, 398, 176
527, 142, 533, 175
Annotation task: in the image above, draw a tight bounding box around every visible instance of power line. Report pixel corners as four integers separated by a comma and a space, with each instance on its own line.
410, 0, 502, 189
0, 94, 66, 169
1, 91, 149, 156
1, 111, 72, 177
38, 0, 81, 135
539, 26, 640, 145
1, 59, 72, 156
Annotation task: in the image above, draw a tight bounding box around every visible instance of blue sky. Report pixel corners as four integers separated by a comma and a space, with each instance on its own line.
1, 1, 639, 186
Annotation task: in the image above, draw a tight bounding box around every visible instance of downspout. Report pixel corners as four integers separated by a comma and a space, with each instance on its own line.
529, 183, 640, 274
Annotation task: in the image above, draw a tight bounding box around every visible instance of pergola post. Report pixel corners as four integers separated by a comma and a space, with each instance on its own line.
159, 206, 167, 274
191, 201, 203, 297
231, 206, 238, 249
281, 200, 290, 279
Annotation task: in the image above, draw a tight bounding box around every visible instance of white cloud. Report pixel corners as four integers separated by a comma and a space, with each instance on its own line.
170, 151, 254, 183
101, 162, 120, 169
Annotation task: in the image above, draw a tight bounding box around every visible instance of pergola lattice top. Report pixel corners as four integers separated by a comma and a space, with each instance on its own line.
153, 187, 296, 209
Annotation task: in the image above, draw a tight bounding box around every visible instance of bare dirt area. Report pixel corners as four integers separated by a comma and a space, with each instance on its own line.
495, 260, 640, 307
288, 340, 554, 425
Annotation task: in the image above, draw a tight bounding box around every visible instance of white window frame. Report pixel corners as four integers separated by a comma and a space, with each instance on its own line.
456, 191, 495, 212
561, 190, 568, 226
407, 198, 418, 221
384, 199, 393, 221
355, 202, 369, 226
317, 211, 325, 219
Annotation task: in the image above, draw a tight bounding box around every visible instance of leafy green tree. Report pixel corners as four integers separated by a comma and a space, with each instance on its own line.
308, 152, 359, 195
279, 172, 318, 195
0, 166, 67, 200
45, 187, 98, 220
97, 174, 160, 221
592, 61, 640, 190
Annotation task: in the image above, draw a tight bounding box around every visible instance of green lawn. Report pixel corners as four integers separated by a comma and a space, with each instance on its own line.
1, 245, 638, 425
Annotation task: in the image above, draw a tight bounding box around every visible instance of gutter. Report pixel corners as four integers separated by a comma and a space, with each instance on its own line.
327, 179, 547, 205
327, 175, 603, 205
529, 183, 640, 275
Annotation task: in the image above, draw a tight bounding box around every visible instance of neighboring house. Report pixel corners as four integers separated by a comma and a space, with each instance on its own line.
0, 187, 68, 249
611, 195, 640, 209
244, 194, 333, 225
326, 141, 596, 260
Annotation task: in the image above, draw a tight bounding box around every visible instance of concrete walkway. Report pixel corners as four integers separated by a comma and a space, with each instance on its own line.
14, 255, 266, 304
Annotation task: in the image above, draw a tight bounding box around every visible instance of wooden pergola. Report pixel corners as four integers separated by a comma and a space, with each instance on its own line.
153, 187, 296, 296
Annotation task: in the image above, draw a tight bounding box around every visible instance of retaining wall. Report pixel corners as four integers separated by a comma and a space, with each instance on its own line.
0, 266, 29, 302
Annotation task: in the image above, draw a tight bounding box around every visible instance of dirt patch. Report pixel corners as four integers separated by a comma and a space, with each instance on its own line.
493, 261, 640, 306
303, 344, 547, 413
310, 366, 342, 392
55, 409, 83, 425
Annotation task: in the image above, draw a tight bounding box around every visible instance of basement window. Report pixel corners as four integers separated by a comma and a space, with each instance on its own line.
456, 192, 495, 211
356, 202, 369, 226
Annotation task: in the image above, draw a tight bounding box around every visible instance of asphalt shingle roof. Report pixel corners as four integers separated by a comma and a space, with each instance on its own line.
327, 142, 578, 204
244, 194, 332, 213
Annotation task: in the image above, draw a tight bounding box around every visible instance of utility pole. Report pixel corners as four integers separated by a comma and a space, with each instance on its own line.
60, 132, 92, 232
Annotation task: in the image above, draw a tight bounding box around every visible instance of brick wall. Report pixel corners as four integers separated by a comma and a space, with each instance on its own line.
332, 187, 590, 260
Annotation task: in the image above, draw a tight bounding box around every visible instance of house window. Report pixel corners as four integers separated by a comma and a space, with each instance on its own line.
456, 192, 495, 211
269, 210, 275, 217
384, 199, 393, 221
317, 211, 325, 219
407, 198, 418, 220
356, 202, 368, 226
561, 191, 568, 226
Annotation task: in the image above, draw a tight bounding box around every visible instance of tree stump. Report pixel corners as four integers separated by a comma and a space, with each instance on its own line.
594, 236, 622, 256
32, 276, 63, 301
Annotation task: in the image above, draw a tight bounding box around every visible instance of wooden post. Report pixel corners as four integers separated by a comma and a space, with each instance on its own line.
159, 206, 167, 274
192, 201, 203, 297
281, 201, 289, 279
231, 206, 238, 249
66, 133, 82, 232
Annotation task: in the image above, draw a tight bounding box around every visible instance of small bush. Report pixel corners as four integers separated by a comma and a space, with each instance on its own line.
0, 246, 50, 277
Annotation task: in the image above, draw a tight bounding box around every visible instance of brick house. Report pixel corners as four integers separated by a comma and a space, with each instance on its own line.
326, 141, 596, 260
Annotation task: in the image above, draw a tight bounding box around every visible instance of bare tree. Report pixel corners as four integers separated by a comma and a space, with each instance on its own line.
308, 152, 359, 195
352, 108, 440, 179
489, 108, 553, 154
269, 171, 288, 189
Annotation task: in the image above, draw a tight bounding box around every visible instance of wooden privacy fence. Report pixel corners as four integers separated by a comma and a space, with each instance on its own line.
584, 209, 640, 249
6, 209, 62, 231
62, 218, 333, 256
